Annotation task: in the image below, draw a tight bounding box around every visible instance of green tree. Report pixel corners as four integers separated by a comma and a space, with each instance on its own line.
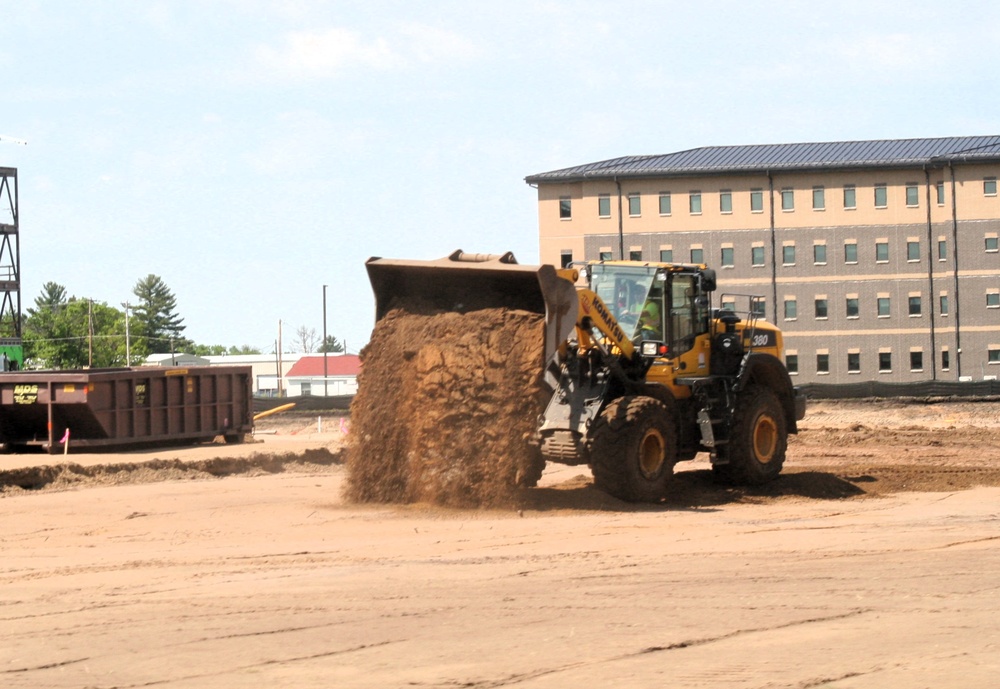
132, 274, 189, 354
23, 290, 129, 369
29, 281, 68, 313
318, 335, 345, 353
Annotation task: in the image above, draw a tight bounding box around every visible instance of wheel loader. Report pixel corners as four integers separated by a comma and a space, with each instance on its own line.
365, 250, 806, 503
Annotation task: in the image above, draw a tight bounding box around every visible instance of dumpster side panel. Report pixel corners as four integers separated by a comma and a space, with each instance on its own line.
0, 366, 254, 452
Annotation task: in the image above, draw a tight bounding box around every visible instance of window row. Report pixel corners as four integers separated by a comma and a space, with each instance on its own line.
567, 177, 999, 219
786, 349, 946, 375
596, 237, 958, 267
781, 294, 950, 320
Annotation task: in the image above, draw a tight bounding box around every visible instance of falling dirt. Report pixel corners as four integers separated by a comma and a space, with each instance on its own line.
344, 300, 549, 507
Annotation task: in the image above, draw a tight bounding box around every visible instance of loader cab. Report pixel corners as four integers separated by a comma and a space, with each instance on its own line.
588, 263, 712, 360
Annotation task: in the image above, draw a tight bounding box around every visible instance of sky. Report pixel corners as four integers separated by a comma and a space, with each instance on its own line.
2, 0, 999, 355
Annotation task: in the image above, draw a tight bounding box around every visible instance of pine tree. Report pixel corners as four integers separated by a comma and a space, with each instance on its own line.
132, 274, 189, 354
318, 335, 345, 353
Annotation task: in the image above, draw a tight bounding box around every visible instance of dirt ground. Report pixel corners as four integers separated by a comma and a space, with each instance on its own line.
2, 400, 1000, 688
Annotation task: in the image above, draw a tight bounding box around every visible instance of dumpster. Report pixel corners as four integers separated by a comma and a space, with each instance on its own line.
0, 366, 253, 453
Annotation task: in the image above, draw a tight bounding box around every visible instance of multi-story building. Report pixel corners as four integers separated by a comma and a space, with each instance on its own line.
525, 136, 1000, 385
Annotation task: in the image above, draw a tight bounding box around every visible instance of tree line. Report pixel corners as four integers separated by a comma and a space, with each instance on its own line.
22, 275, 345, 370
23, 275, 223, 369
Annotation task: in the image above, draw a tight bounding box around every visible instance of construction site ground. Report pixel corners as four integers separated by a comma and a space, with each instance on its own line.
2, 399, 999, 688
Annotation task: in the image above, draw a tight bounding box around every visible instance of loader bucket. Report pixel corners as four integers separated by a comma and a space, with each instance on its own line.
365, 250, 579, 369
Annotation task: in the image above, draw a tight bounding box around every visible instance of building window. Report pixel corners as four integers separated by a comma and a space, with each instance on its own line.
659, 248, 673, 262
874, 184, 888, 208
689, 192, 702, 214
812, 186, 825, 210
987, 292, 1000, 308
784, 299, 797, 320
986, 236, 999, 252
910, 351, 923, 371
629, 249, 642, 261
846, 297, 860, 318
845, 242, 858, 264
877, 297, 891, 317
628, 194, 641, 216
816, 353, 829, 374
752, 298, 766, 318
986, 177, 998, 196
940, 294, 949, 316
721, 299, 736, 312
876, 241, 889, 263
750, 189, 764, 212
844, 184, 857, 209
786, 354, 798, 374
936, 182, 945, 205
598, 195, 611, 218
813, 244, 827, 264
655, 192, 671, 216
721, 247, 734, 267
559, 197, 572, 219
599, 251, 612, 261
847, 352, 861, 373
942, 349, 950, 371
905, 184, 919, 207
879, 351, 892, 372
752, 246, 765, 266
815, 298, 828, 319
907, 240, 920, 262
783, 245, 796, 265
938, 239, 947, 261
720, 190, 733, 213
690, 247, 704, 264
908, 295, 922, 316
990, 348, 1000, 364
560, 250, 573, 268
781, 188, 794, 211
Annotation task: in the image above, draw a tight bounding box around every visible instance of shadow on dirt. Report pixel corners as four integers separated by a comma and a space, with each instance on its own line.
515, 469, 869, 513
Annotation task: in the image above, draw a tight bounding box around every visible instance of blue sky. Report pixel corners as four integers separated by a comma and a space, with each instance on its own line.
2, 1, 998, 354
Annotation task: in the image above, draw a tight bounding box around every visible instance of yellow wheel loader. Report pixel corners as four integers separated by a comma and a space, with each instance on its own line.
365, 250, 806, 503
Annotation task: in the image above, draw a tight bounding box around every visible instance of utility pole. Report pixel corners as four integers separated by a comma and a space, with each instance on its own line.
122, 302, 131, 367
277, 319, 284, 398
322, 285, 329, 397
88, 299, 94, 367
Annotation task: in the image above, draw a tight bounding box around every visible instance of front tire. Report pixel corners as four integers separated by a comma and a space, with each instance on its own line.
590, 396, 677, 503
713, 385, 786, 485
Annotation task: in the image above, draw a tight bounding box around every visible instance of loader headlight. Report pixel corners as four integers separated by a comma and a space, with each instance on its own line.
641, 341, 667, 357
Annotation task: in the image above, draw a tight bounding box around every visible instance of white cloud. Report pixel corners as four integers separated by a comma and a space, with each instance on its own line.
396, 23, 480, 64
255, 27, 400, 80
825, 32, 943, 71
252, 23, 480, 81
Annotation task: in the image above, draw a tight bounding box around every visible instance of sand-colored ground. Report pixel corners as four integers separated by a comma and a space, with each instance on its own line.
2, 401, 1000, 688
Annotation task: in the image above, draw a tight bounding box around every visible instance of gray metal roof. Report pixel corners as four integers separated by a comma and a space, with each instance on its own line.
525, 136, 1000, 184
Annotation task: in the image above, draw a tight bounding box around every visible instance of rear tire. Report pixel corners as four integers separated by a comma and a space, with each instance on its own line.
590, 395, 676, 503
713, 385, 786, 485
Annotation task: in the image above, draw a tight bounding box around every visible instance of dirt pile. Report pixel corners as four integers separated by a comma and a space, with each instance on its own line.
345, 300, 548, 507
0, 447, 344, 494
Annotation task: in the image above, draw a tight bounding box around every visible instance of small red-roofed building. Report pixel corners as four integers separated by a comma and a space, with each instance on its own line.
284, 354, 361, 397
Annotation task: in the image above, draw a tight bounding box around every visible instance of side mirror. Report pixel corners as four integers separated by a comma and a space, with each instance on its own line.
700, 268, 717, 292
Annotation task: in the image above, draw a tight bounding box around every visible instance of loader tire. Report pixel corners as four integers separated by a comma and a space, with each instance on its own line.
713, 385, 786, 486
589, 395, 676, 503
